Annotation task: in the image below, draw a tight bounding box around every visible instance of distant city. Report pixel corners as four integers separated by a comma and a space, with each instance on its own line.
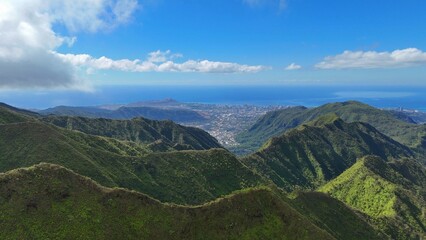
184, 103, 287, 147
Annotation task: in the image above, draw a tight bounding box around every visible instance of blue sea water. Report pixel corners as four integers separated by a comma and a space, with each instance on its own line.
1, 85, 426, 111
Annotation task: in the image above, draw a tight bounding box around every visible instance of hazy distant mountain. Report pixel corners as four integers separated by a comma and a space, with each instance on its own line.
39, 104, 206, 123
99, 98, 182, 110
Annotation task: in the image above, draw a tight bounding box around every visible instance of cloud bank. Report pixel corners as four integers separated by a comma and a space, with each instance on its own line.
0, 0, 138, 89
57, 50, 268, 73
316, 48, 426, 69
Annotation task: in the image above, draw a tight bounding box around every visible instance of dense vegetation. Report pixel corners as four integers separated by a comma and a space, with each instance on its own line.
319, 156, 426, 239
0, 164, 334, 240
0, 121, 263, 204
242, 115, 413, 191
42, 115, 221, 151
289, 191, 387, 240
237, 101, 426, 153
1, 101, 426, 239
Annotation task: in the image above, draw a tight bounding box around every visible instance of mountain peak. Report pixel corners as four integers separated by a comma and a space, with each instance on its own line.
304, 113, 342, 127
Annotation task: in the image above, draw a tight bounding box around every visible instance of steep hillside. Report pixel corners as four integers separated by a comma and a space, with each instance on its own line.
42, 115, 221, 151
289, 192, 387, 240
0, 163, 334, 240
0, 103, 38, 124
0, 122, 261, 204
40, 105, 206, 123
319, 156, 426, 240
242, 115, 413, 191
237, 101, 426, 152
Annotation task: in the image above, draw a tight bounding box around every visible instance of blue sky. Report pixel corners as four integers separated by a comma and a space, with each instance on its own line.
54, 0, 426, 86
0, 0, 426, 107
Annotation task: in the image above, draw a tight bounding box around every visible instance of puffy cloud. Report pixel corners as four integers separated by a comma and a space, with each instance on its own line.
285, 63, 302, 70
56, 51, 269, 73
0, 50, 77, 89
315, 48, 426, 69
0, 0, 138, 89
1, 0, 269, 89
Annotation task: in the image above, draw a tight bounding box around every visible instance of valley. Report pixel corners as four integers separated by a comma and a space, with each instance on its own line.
0, 100, 425, 239
38, 99, 286, 154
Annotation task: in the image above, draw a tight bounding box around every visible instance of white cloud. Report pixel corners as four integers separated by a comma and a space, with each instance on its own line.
0, 0, 138, 89
147, 50, 183, 63
56, 51, 269, 73
285, 63, 302, 70
316, 48, 426, 69
0, 1, 267, 89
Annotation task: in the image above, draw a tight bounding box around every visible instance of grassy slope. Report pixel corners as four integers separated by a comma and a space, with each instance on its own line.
242, 116, 413, 191
289, 191, 387, 240
237, 101, 426, 153
0, 163, 335, 240
0, 122, 263, 205
319, 156, 426, 240
0, 103, 37, 124
42, 115, 222, 151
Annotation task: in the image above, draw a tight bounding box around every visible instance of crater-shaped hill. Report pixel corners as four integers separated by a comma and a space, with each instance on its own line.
237, 101, 426, 152
0, 163, 334, 240
42, 115, 221, 151
39, 105, 206, 123
242, 115, 413, 191
319, 156, 426, 240
0, 122, 262, 204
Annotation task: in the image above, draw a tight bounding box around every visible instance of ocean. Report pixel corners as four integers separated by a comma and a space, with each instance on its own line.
2, 85, 426, 111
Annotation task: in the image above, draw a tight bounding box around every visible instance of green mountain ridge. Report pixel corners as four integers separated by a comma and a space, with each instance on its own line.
0, 163, 335, 240
319, 155, 426, 240
0, 121, 262, 204
42, 115, 221, 151
1, 101, 425, 239
243, 116, 413, 191
0, 103, 37, 124
237, 101, 426, 153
